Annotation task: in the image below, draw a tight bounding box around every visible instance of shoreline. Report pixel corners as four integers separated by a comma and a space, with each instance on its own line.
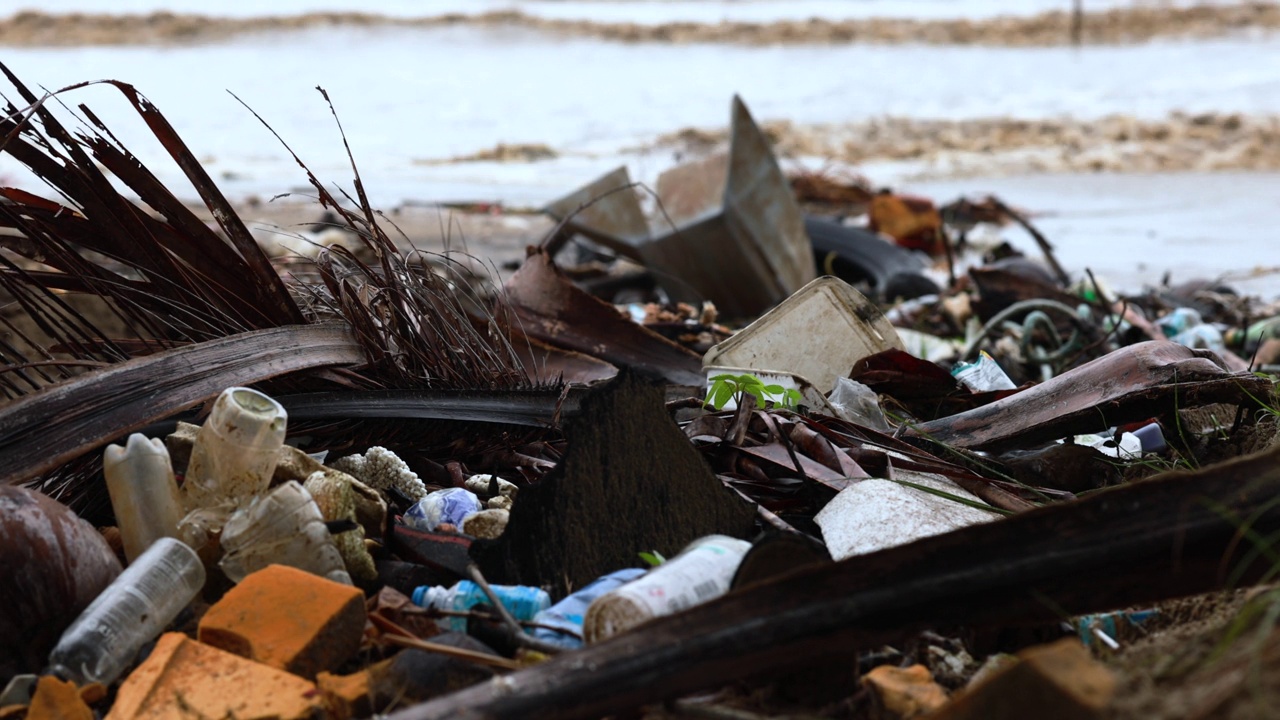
1, 4, 1278, 48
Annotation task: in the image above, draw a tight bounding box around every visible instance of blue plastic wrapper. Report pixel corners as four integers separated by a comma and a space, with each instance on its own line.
1078, 609, 1158, 647
531, 568, 647, 649
404, 488, 482, 532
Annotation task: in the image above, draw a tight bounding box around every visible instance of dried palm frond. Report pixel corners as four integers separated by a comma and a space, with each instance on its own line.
232, 88, 539, 392
0, 68, 550, 513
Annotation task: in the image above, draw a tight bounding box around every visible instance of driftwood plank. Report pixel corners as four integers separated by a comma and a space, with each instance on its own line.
394, 441, 1280, 720
0, 323, 363, 484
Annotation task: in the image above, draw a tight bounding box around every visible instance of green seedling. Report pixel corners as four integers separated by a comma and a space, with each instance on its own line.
638, 551, 666, 567
703, 372, 802, 411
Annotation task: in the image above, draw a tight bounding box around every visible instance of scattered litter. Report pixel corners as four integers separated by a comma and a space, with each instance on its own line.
0, 60, 1277, 720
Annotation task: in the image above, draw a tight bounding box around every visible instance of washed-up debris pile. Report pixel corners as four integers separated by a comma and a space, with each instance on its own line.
2, 68, 1280, 720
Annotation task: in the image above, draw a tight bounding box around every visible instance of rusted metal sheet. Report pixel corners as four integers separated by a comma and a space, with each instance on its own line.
502, 249, 704, 386
545, 96, 814, 319
541, 165, 647, 262
908, 341, 1273, 452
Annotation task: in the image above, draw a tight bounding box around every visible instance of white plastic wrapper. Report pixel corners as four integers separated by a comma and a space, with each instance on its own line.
404, 487, 482, 531
951, 351, 1017, 392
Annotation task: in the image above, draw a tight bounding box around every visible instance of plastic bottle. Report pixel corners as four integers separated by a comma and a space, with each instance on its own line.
412, 580, 550, 633
46, 537, 205, 686
219, 481, 352, 585
183, 387, 287, 511
1157, 307, 1202, 338
530, 568, 646, 649
583, 535, 751, 643
1171, 324, 1225, 352
103, 433, 184, 562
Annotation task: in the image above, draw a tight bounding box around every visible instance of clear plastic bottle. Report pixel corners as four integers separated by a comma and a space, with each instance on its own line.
583, 535, 751, 643
46, 537, 205, 686
218, 481, 352, 585
103, 433, 184, 562
412, 580, 550, 633
183, 387, 287, 511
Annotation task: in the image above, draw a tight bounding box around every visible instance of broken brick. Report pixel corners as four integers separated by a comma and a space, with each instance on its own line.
861, 664, 948, 719
317, 670, 372, 720
198, 563, 366, 679
27, 677, 92, 720
105, 633, 323, 720
929, 638, 1116, 720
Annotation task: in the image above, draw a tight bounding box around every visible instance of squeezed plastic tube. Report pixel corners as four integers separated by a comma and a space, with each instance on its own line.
584, 535, 750, 643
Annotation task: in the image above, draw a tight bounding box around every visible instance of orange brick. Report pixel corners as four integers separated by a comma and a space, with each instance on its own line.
27, 676, 92, 720
105, 633, 323, 720
198, 564, 366, 678
317, 670, 373, 720
930, 638, 1115, 720
861, 664, 948, 719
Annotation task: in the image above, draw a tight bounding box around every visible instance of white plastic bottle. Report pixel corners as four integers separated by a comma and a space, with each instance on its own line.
583, 535, 751, 643
103, 433, 184, 562
183, 387, 287, 511
413, 580, 550, 633
218, 481, 352, 585
46, 537, 205, 686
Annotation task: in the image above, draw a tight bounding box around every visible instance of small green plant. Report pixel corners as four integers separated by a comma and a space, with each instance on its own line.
638, 551, 666, 567
703, 373, 802, 411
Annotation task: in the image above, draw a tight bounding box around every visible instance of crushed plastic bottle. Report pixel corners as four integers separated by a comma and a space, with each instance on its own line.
46, 537, 205, 686
219, 481, 352, 585
103, 433, 184, 562
412, 580, 550, 633
183, 387, 287, 511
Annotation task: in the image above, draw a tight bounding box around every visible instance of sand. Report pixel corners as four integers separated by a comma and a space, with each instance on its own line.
2, 4, 1279, 48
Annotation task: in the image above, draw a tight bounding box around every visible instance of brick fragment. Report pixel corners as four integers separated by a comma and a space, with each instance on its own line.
317, 670, 372, 720
929, 638, 1116, 720
861, 664, 948, 719
27, 676, 92, 720
105, 633, 323, 720
198, 563, 366, 678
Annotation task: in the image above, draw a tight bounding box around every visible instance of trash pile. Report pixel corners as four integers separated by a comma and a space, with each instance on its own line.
2, 70, 1280, 720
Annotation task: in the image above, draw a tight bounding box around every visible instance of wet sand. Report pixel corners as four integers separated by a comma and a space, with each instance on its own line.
199, 197, 552, 277
2, 3, 1278, 48
639, 112, 1280, 179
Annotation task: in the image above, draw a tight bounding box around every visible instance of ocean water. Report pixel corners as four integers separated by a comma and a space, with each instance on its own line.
2, 1, 1279, 295
3, 29, 1277, 203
